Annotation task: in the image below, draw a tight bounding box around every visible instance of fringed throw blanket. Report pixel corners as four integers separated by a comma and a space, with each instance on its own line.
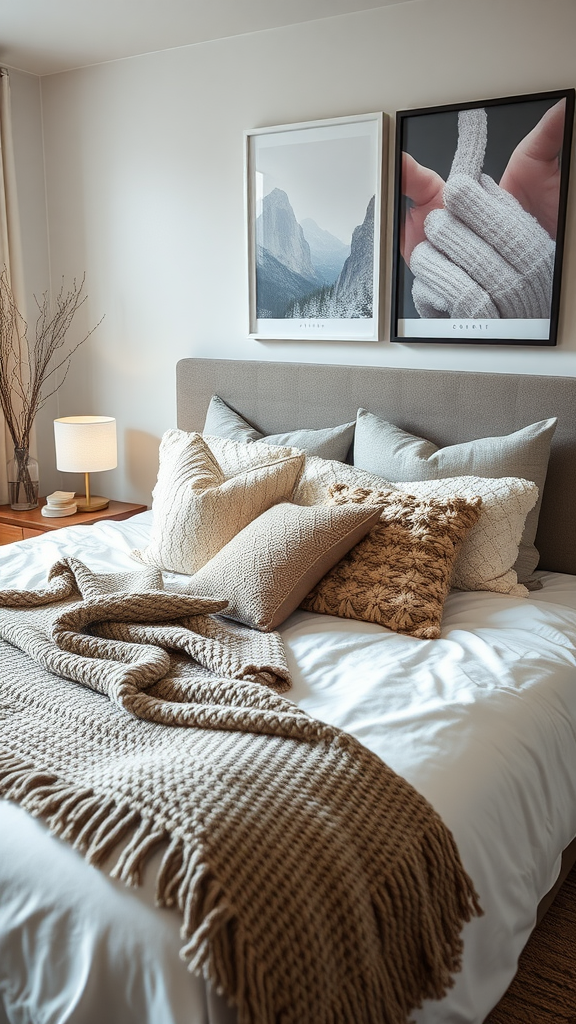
0, 559, 481, 1024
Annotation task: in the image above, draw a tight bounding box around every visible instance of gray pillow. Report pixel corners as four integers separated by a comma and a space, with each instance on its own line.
353, 408, 557, 583
203, 395, 355, 462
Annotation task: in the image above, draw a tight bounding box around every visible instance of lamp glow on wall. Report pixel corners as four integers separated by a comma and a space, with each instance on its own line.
54, 416, 117, 512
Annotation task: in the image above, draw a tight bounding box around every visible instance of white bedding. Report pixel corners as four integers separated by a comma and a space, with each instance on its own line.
1, 511, 575, 1024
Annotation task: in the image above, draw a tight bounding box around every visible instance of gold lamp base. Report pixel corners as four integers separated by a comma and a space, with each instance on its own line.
76, 495, 110, 512
75, 472, 109, 512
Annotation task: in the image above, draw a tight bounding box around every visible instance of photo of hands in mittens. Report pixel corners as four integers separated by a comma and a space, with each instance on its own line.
393, 91, 573, 343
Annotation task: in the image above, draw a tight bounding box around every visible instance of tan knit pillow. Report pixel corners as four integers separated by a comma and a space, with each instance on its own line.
188, 501, 382, 632
135, 430, 304, 575
301, 484, 482, 639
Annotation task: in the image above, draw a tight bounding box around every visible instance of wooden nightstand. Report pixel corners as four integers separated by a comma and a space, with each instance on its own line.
0, 499, 148, 546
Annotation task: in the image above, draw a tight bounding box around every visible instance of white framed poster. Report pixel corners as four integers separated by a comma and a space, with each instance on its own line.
245, 112, 385, 341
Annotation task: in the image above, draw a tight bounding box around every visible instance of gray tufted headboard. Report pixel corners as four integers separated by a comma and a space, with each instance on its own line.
176, 358, 576, 575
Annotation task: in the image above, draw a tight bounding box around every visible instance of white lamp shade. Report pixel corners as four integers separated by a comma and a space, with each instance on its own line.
54, 416, 117, 473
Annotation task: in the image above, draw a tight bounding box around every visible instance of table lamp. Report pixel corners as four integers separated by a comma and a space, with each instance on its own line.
54, 416, 117, 511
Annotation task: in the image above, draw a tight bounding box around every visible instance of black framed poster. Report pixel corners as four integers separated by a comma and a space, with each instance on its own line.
390, 89, 574, 345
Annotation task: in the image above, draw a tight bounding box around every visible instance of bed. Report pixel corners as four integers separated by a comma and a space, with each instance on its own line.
0, 357, 575, 1024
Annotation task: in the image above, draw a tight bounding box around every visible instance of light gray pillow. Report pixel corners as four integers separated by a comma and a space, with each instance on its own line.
353, 409, 557, 582
203, 395, 355, 462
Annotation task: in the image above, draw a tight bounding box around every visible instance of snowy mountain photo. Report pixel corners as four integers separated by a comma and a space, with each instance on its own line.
256, 190, 374, 319
301, 218, 350, 286
248, 113, 382, 339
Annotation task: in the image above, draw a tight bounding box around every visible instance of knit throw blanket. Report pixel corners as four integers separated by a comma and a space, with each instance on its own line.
0, 559, 481, 1024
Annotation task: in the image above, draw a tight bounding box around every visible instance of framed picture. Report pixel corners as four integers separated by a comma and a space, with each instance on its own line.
245, 112, 385, 341
390, 88, 575, 345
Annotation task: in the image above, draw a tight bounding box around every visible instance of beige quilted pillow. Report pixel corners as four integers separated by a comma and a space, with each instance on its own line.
135, 430, 304, 575
293, 456, 538, 596
301, 485, 482, 639
188, 501, 382, 632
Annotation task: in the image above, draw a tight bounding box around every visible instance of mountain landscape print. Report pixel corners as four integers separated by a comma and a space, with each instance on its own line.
247, 113, 383, 340
256, 188, 374, 319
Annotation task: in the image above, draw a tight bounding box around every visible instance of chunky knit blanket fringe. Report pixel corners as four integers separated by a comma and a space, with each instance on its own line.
0, 559, 482, 1024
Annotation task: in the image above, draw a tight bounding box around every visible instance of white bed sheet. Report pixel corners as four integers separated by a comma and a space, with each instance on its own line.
1, 512, 575, 1024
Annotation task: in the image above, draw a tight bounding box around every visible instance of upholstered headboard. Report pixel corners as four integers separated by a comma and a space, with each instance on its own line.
176, 358, 576, 575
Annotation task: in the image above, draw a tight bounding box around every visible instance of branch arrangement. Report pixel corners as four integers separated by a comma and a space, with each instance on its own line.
0, 267, 103, 450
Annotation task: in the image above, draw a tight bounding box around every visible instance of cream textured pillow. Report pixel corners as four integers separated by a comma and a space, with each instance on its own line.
293, 454, 388, 506
293, 456, 538, 596
204, 433, 304, 477
353, 410, 556, 583
301, 485, 482, 639
135, 430, 304, 575
187, 501, 382, 632
395, 476, 538, 596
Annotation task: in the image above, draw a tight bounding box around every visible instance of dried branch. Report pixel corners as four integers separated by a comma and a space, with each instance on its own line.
0, 267, 104, 450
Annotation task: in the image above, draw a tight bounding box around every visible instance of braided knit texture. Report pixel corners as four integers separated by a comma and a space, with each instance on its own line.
301, 485, 482, 638
0, 560, 481, 1024
410, 108, 556, 319
293, 454, 538, 595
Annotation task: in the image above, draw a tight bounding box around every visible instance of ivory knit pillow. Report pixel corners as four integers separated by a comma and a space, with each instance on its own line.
293, 456, 537, 596
301, 485, 482, 639
204, 433, 303, 477
188, 501, 382, 632
394, 476, 538, 596
135, 430, 304, 575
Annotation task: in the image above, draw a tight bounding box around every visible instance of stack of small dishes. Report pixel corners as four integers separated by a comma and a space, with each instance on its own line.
41, 491, 77, 518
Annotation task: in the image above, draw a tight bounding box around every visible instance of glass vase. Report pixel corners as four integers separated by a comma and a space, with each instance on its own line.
7, 447, 39, 510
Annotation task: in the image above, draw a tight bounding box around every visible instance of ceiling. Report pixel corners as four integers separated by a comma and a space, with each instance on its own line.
0, 0, 412, 77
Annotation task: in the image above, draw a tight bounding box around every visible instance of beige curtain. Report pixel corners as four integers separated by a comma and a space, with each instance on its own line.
0, 67, 27, 505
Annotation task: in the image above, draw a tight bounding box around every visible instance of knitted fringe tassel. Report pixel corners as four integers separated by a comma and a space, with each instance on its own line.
111, 816, 168, 887
154, 837, 278, 1024
366, 816, 483, 1024
0, 749, 482, 1024
156, 834, 186, 907
0, 752, 277, 1024
0, 752, 144, 875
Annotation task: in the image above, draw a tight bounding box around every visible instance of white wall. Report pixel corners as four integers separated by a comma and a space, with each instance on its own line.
7, 68, 54, 483
34, 0, 576, 503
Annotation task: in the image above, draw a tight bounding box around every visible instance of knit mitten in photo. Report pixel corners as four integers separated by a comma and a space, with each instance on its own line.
410, 107, 556, 319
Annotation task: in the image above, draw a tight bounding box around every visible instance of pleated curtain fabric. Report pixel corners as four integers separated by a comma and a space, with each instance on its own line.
0, 68, 28, 504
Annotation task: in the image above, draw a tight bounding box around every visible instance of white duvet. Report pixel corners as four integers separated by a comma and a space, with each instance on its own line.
1, 512, 575, 1024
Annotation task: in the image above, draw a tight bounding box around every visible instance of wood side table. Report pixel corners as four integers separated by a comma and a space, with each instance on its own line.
0, 499, 148, 546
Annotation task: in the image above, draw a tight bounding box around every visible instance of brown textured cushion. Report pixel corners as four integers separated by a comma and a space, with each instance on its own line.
188, 501, 382, 632
135, 430, 304, 575
301, 484, 482, 639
